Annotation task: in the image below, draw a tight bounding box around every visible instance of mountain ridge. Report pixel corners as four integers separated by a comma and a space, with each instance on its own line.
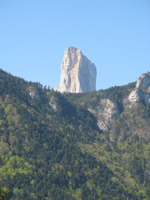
0, 68, 150, 200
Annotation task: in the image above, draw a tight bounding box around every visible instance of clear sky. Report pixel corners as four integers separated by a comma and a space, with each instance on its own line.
0, 0, 150, 90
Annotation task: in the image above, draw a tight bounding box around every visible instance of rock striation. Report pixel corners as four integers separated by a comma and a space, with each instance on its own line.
55, 46, 97, 93
127, 72, 150, 104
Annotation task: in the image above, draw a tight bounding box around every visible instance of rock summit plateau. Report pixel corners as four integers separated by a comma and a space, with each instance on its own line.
55, 46, 97, 93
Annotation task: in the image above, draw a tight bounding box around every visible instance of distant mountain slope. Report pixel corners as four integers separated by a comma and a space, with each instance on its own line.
0, 69, 149, 199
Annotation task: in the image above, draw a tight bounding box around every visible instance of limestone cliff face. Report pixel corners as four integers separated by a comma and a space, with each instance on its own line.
89, 72, 150, 132
88, 99, 119, 131
127, 72, 150, 104
49, 96, 58, 111
55, 47, 97, 93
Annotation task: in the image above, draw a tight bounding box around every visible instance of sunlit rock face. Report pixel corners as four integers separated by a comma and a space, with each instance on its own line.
29, 91, 39, 100
128, 72, 150, 104
49, 96, 58, 111
55, 46, 97, 93
136, 72, 150, 93
88, 99, 119, 131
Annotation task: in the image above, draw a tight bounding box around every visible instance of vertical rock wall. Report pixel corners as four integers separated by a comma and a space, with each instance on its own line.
55, 46, 97, 93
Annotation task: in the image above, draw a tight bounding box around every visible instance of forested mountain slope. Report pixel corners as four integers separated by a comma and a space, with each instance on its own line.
0, 69, 150, 200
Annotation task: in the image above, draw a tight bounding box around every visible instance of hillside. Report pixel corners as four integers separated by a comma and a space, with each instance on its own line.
0, 69, 150, 200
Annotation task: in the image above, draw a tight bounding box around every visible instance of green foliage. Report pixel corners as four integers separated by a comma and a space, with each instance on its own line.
0, 186, 9, 197
4, 105, 11, 114
0, 68, 149, 199
13, 187, 23, 197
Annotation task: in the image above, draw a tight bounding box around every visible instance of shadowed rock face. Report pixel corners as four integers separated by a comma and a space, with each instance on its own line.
128, 72, 150, 104
55, 46, 97, 93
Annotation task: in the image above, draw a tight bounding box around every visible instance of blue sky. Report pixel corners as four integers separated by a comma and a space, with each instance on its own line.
0, 0, 150, 90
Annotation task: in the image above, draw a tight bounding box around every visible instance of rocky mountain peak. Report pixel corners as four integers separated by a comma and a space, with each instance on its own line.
128, 72, 150, 104
55, 46, 97, 93
136, 71, 150, 93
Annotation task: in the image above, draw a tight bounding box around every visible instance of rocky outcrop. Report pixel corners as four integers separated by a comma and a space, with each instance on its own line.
89, 72, 150, 132
29, 91, 39, 100
55, 46, 97, 93
88, 99, 119, 131
0, 79, 3, 84
49, 96, 58, 111
127, 72, 150, 104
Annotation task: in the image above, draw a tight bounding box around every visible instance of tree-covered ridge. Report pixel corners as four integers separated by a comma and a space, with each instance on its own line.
63, 82, 135, 109
0, 69, 149, 199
